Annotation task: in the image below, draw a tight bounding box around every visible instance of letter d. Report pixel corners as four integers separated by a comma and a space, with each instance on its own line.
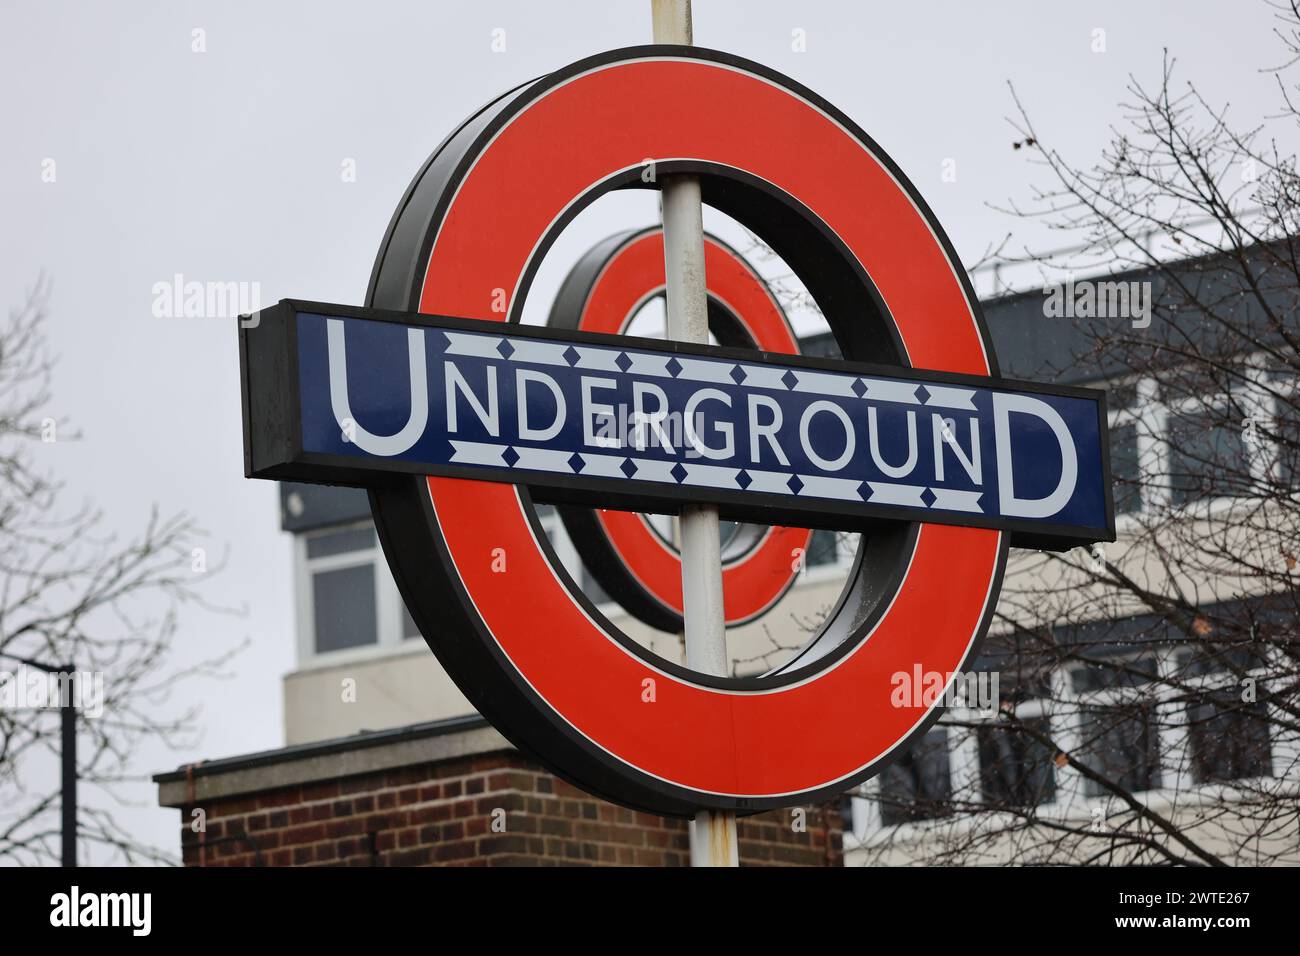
993, 393, 1078, 519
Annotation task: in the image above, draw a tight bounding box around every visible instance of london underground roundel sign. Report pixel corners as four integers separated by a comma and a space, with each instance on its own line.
238, 46, 1115, 815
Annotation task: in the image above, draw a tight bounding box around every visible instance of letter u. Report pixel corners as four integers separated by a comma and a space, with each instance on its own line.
867, 407, 918, 478
326, 318, 429, 456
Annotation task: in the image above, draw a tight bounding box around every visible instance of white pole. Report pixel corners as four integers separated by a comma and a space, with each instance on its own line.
651, 0, 740, 868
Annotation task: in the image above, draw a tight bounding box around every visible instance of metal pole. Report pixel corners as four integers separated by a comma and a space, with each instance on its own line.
651, 0, 740, 867
61, 688, 77, 868
2, 653, 77, 866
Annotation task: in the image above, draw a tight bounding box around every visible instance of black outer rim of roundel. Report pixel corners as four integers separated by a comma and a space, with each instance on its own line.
547, 225, 802, 634
364, 45, 1009, 817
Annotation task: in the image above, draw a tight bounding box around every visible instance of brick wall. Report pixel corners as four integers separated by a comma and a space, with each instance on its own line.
176, 748, 843, 867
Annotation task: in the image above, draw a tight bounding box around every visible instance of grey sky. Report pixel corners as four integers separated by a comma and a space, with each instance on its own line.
0, 0, 1286, 860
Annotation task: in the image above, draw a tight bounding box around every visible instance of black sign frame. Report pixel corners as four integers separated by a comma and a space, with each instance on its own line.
241, 297, 1115, 551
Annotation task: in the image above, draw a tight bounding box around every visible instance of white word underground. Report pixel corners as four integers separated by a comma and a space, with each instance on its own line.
0, 667, 103, 718
1042, 277, 1151, 329
151, 273, 261, 319
890, 666, 999, 717
50, 887, 151, 937
432, 364, 1080, 520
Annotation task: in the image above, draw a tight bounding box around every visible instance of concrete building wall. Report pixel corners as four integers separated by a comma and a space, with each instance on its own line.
283, 563, 853, 745
284, 645, 473, 745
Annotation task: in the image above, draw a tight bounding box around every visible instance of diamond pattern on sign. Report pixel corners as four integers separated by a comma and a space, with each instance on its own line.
497, 339, 515, 359
502, 447, 519, 467
620, 459, 637, 478
782, 370, 799, 390
563, 346, 580, 366
568, 453, 585, 473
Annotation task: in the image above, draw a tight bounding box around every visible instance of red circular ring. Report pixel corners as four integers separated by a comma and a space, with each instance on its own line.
388, 50, 1004, 805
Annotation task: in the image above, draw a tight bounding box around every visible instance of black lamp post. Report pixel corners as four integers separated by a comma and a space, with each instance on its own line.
2, 653, 76, 867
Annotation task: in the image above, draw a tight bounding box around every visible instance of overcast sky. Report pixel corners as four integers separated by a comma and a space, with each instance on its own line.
0, 0, 1288, 861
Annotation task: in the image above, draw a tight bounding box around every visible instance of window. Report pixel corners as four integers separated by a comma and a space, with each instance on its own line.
1166, 407, 1247, 506
1106, 379, 1155, 517
1233, 360, 1300, 489
1109, 421, 1141, 515
302, 525, 380, 656
1077, 702, 1161, 796
1172, 642, 1274, 784
296, 521, 421, 664
976, 716, 1057, 808
312, 564, 377, 652
1186, 694, 1273, 784
1176, 642, 1270, 678
877, 729, 953, 825
794, 528, 856, 576
1271, 405, 1300, 487
1068, 650, 1162, 797
806, 529, 842, 569
1068, 650, 1160, 694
